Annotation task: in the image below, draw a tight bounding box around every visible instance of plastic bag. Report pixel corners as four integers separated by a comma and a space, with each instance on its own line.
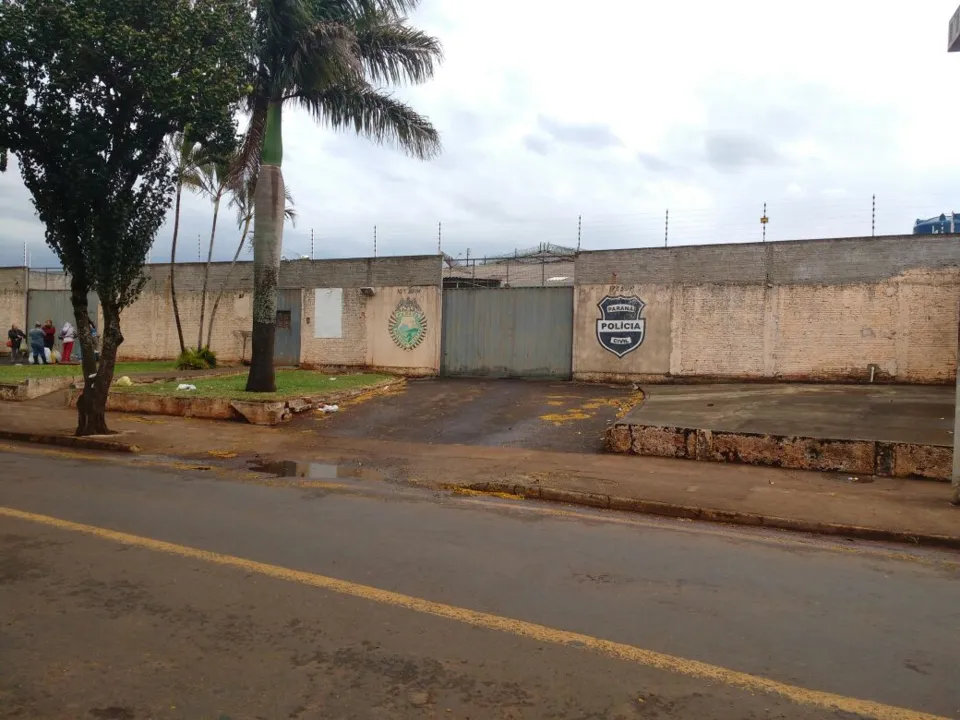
177, 383, 197, 391
44, 347, 53, 363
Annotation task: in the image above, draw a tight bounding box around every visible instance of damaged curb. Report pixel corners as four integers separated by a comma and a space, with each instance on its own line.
462, 481, 960, 551
0, 429, 139, 454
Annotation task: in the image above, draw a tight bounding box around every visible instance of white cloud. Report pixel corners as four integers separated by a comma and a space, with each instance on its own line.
4, 0, 960, 266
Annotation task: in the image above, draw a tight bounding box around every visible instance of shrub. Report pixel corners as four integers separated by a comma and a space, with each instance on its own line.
197, 346, 217, 369
175, 347, 217, 370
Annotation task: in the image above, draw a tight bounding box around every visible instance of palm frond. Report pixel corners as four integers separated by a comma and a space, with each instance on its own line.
235, 88, 270, 187
297, 81, 441, 159
281, 21, 362, 94
355, 17, 442, 85
284, 186, 298, 226
324, 0, 423, 20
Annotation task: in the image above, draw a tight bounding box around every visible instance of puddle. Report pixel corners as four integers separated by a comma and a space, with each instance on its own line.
248, 459, 384, 481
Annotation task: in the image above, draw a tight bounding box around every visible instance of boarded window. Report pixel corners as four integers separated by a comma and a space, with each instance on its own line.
276, 310, 292, 329
313, 288, 343, 338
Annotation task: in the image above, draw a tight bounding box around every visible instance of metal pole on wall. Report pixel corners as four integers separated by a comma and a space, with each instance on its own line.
311, 228, 315, 260
373, 225, 377, 258
438, 221, 442, 254
577, 215, 582, 252
944, 8, 960, 504
664, 209, 669, 248
761, 203, 768, 242
871, 195, 876, 236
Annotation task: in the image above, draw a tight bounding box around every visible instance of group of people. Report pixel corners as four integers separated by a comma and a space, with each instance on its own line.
7, 319, 97, 365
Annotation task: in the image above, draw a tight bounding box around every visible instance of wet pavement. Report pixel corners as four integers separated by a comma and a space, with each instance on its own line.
1, 448, 959, 719
621, 383, 954, 446
305, 378, 640, 453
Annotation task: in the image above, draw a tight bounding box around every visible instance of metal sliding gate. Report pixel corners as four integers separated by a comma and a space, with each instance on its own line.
440, 287, 574, 379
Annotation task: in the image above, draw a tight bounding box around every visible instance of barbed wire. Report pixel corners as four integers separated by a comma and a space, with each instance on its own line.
10, 190, 960, 269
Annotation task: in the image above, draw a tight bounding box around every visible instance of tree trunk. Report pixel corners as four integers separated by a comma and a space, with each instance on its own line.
71, 284, 123, 436
207, 217, 251, 348
170, 182, 187, 354
246, 101, 284, 393
197, 193, 222, 350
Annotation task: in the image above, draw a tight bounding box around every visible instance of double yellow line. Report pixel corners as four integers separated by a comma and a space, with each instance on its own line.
0, 505, 947, 720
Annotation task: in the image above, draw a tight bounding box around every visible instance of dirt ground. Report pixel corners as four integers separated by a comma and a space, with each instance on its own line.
301, 378, 641, 453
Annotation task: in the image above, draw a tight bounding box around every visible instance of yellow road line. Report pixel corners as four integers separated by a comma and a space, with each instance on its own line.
0, 505, 946, 720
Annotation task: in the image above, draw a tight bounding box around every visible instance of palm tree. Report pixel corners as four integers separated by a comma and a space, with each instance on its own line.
190, 154, 238, 351
166, 131, 204, 354
239, 0, 443, 392
205, 178, 298, 349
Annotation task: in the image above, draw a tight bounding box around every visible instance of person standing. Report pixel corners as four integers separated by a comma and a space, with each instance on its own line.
59, 321, 76, 362
7, 324, 25, 364
28, 323, 47, 365
42, 319, 55, 356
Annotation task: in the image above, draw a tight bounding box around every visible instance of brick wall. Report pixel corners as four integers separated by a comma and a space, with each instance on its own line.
574, 235, 960, 383
116, 256, 442, 367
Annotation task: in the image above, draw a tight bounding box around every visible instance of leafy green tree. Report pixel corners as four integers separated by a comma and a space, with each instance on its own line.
0, 0, 251, 434
239, 0, 443, 392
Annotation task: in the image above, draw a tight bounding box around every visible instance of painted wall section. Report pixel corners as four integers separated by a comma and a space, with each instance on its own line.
573, 235, 960, 383
0, 268, 27, 356
313, 289, 343, 338
299, 285, 440, 375
1, 255, 442, 368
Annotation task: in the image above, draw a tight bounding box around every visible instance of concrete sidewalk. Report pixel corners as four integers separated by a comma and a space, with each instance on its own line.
610, 384, 954, 480
1, 400, 958, 547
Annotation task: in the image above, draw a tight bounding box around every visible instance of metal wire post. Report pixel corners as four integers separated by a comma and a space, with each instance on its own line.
665, 209, 669, 247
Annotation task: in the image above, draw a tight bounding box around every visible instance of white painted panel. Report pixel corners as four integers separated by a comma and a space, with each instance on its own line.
314, 288, 343, 338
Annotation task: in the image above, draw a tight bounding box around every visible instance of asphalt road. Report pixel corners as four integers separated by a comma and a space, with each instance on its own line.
1, 447, 958, 720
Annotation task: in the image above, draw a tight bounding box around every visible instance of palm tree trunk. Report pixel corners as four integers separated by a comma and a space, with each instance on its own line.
206, 217, 251, 349
169, 182, 187, 354
246, 101, 284, 393
197, 194, 222, 350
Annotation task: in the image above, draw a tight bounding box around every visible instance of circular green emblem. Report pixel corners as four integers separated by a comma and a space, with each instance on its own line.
388, 298, 427, 350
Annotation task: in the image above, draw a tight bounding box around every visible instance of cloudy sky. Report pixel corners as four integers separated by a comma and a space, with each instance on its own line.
3, 0, 960, 267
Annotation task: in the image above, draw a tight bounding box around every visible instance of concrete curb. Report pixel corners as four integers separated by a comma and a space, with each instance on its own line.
0, 429, 139, 454
462, 481, 960, 551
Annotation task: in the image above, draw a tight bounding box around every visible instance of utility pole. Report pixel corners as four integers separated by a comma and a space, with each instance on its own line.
946, 5, 960, 504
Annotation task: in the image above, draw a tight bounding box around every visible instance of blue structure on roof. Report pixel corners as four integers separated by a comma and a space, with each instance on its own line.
914, 213, 960, 234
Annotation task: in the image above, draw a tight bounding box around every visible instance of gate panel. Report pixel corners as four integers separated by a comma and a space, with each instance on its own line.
27, 290, 99, 331
274, 289, 302, 366
441, 288, 573, 378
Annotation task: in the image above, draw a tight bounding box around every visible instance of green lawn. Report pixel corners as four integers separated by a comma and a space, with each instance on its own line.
0, 360, 178, 383
113, 370, 392, 401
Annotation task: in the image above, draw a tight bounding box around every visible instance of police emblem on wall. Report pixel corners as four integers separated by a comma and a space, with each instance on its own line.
596, 295, 646, 358
388, 298, 428, 351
